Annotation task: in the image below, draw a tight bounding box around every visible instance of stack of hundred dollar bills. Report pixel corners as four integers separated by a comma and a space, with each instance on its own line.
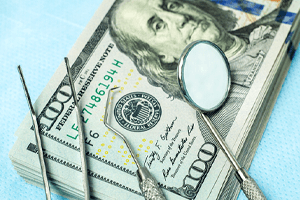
9, 0, 300, 199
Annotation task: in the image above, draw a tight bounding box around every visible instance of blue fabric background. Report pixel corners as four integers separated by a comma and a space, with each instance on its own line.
0, 1, 299, 199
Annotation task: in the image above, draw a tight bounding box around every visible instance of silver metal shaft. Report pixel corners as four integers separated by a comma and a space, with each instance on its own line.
200, 113, 241, 171
18, 65, 51, 200
104, 87, 166, 200
200, 113, 266, 200
64, 57, 90, 200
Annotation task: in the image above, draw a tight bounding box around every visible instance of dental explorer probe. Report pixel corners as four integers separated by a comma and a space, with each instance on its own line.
64, 57, 91, 200
18, 65, 51, 200
104, 87, 166, 200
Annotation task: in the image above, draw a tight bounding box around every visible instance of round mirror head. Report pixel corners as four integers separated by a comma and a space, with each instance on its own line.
177, 41, 231, 112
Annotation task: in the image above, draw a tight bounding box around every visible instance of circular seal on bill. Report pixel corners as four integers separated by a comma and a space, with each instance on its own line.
114, 92, 162, 132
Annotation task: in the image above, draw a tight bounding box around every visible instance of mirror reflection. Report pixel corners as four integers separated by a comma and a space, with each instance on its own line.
178, 41, 231, 112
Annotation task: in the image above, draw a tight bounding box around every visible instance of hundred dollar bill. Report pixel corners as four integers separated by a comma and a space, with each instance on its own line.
10, 0, 300, 199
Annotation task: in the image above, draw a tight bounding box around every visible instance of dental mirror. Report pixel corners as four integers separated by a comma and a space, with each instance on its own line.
178, 40, 230, 112
177, 40, 266, 200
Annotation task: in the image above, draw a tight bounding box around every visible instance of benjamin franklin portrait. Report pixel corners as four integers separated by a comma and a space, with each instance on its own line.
107, 0, 288, 98
106, 0, 288, 140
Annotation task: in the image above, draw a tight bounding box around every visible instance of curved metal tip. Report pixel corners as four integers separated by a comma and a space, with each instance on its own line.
64, 57, 70, 67
103, 87, 142, 169
110, 86, 120, 92
17, 65, 21, 72
104, 87, 120, 127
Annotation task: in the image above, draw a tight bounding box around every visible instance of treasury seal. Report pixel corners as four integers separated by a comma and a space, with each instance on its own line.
114, 92, 162, 132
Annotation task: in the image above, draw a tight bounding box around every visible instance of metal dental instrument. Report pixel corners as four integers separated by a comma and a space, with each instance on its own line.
64, 57, 91, 200
18, 65, 52, 200
177, 41, 267, 200
104, 87, 166, 200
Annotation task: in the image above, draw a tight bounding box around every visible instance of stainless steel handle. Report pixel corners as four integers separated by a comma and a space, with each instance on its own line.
236, 168, 267, 200
137, 167, 166, 200
241, 176, 267, 200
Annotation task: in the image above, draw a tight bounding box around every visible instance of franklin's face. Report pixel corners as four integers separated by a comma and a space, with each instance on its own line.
114, 0, 232, 63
